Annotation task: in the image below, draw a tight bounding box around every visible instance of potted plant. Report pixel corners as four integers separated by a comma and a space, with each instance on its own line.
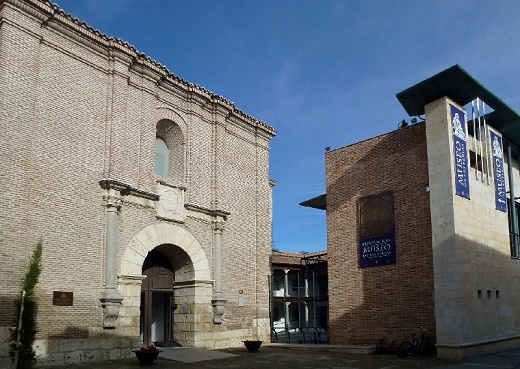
243, 299, 263, 352
243, 340, 262, 352
132, 344, 162, 365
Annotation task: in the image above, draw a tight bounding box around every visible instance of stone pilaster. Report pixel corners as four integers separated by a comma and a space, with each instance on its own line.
100, 186, 124, 329
211, 221, 227, 324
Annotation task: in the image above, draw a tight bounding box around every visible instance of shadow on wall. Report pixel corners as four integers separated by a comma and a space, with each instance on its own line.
48, 326, 89, 340
325, 123, 520, 349
0, 294, 17, 327
326, 124, 435, 346
330, 235, 520, 348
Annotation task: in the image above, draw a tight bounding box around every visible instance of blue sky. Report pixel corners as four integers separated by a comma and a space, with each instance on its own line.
54, 0, 520, 253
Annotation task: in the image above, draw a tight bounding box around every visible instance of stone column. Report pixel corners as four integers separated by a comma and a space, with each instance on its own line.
284, 301, 291, 343
284, 269, 290, 297
100, 187, 124, 328
211, 221, 227, 323
304, 301, 309, 327
304, 274, 309, 297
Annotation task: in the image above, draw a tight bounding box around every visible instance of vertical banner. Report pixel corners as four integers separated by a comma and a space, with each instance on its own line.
490, 131, 507, 212
451, 105, 470, 199
358, 192, 396, 268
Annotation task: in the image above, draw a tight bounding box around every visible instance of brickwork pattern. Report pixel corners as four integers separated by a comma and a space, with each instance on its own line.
326, 123, 435, 345
1, 0, 275, 364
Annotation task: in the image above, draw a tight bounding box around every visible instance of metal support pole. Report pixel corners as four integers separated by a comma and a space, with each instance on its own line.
482, 103, 490, 185
477, 98, 485, 182
472, 100, 478, 180
507, 144, 519, 257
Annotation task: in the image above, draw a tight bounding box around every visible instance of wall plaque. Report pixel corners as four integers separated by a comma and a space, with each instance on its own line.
53, 291, 73, 306
237, 290, 245, 307
156, 184, 186, 222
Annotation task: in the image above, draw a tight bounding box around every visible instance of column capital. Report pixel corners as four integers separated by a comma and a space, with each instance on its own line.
103, 194, 123, 211
102, 187, 123, 212
213, 220, 225, 234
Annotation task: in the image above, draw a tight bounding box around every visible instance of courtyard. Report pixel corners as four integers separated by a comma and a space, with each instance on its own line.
39, 345, 520, 369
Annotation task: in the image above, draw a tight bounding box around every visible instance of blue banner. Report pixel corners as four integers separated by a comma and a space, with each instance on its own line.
490, 131, 507, 212
451, 105, 470, 199
359, 234, 396, 268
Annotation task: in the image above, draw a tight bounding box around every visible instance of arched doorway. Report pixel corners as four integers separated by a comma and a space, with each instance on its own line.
140, 249, 175, 345
119, 223, 213, 348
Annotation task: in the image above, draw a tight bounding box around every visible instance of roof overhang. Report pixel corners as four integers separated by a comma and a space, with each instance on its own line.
396, 65, 520, 147
299, 194, 326, 210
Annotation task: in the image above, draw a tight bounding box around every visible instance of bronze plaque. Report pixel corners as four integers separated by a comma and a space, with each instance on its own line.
53, 291, 73, 306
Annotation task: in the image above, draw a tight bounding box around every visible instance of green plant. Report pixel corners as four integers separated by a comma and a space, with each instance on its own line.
10, 240, 43, 369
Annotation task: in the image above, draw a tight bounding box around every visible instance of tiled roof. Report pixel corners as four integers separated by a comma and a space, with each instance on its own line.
272, 250, 327, 266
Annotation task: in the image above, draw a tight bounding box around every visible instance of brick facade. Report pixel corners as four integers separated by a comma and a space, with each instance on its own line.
0, 0, 275, 366
324, 81, 520, 360
326, 123, 435, 345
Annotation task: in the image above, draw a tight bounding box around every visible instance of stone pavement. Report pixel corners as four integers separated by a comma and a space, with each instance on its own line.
39, 345, 520, 369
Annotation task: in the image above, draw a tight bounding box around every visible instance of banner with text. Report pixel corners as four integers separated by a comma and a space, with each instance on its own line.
451, 105, 470, 199
490, 130, 507, 212
358, 191, 396, 268
359, 234, 396, 268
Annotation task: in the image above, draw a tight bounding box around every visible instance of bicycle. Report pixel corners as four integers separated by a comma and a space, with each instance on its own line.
397, 327, 433, 358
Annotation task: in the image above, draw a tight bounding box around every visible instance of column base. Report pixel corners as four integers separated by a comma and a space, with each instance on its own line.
100, 289, 123, 329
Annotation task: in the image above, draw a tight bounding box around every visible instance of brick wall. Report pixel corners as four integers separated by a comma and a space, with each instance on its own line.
326, 123, 435, 345
1, 0, 275, 364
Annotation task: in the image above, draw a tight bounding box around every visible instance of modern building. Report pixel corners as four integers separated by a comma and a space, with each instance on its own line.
270, 251, 328, 344
302, 65, 520, 360
0, 0, 276, 366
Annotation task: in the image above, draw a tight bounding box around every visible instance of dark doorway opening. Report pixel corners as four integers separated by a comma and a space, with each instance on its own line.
141, 249, 176, 345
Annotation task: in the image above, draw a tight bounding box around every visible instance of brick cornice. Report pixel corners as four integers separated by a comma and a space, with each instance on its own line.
5, 0, 276, 139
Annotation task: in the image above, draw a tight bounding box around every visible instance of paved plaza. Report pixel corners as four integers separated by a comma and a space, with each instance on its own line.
39, 345, 520, 369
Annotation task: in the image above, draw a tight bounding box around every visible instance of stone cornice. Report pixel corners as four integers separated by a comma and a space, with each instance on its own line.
184, 203, 230, 220
7, 0, 277, 139
156, 179, 187, 191
99, 178, 159, 201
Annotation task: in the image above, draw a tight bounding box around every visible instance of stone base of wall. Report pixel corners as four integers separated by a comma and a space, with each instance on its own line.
0, 321, 272, 367
0, 326, 13, 369
437, 336, 520, 361
206, 321, 271, 350
33, 336, 140, 367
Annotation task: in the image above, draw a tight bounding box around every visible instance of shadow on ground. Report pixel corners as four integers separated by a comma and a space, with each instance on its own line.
40, 346, 455, 369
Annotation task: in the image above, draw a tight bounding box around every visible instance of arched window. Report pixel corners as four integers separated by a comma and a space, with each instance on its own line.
155, 119, 185, 181
155, 137, 169, 176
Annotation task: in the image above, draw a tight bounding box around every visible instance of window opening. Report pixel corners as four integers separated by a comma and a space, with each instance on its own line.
465, 98, 493, 185
507, 199, 520, 258
155, 137, 169, 176
468, 150, 488, 175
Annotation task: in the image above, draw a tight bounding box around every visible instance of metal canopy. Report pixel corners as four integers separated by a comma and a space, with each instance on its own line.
396, 65, 520, 147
